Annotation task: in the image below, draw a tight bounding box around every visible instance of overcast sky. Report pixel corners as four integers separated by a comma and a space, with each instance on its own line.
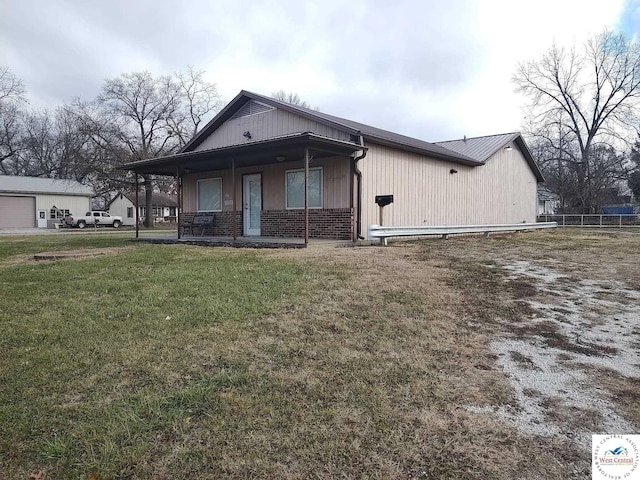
1, 0, 639, 142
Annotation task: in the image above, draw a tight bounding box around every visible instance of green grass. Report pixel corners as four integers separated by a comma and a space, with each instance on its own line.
0, 232, 599, 479
0, 234, 132, 261
0, 238, 309, 479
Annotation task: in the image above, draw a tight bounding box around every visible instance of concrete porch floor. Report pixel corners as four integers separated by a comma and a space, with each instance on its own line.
132, 234, 353, 249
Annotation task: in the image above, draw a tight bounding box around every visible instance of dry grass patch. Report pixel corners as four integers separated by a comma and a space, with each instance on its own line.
412, 230, 639, 474
3, 231, 637, 479
591, 369, 640, 427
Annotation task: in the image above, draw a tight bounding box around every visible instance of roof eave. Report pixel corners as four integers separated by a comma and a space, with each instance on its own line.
241, 91, 362, 136
514, 135, 544, 183
474, 132, 521, 162
179, 91, 250, 153
121, 133, 365, 176
365, 136, 483, 166
181, 91, 362, 154
0, 189, 92, 197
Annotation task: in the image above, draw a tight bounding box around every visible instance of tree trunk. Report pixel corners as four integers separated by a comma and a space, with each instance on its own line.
144, 176, 153, 228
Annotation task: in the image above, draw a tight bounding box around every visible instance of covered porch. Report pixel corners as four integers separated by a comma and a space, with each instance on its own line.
122, 133, 366, 245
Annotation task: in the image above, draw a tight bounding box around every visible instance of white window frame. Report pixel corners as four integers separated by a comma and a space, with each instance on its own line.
49, 208, 70, 219
285, 167, 323, 210
197, 177, 223, 212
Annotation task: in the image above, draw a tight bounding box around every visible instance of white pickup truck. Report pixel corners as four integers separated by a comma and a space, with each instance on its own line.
64, 211, 123, 229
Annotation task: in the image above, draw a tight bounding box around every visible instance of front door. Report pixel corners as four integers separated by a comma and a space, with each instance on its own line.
37, 210, 47, 228
243, 174, 262, 236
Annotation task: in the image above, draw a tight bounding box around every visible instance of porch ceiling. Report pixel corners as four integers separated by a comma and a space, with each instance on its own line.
121, 133, 365, 176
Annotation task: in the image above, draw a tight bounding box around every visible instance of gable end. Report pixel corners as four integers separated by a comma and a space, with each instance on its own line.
230, 100, 275, 120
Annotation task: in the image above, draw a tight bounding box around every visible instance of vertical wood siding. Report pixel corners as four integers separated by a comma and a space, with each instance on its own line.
182, 156, 351, 212
360, 142, 538, 233
194, 108, 352, 151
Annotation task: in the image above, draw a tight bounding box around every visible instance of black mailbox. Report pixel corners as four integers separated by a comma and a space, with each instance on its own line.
375, 195, 394, 207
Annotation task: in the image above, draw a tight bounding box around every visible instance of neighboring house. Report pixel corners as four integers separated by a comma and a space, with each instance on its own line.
537, 186, 560, 215
108, 192, 178, 226
0, 175, 92, 228
122, 90, 543, 241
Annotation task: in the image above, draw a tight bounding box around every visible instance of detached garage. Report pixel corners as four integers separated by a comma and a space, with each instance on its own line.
0, 176, 93, 229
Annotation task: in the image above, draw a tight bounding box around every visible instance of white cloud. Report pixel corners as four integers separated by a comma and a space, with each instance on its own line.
0, 0, 630, 140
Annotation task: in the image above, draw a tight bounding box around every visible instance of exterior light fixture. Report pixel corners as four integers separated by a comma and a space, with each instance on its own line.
449, 169, 458, 174
505, 145, 513, 151
276, 155, 286, 162
243, 131, 252, 139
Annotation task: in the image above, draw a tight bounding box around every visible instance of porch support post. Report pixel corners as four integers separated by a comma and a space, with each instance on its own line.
176, 168, 182, 240
232, 157, 237, 240
304, 148, 309, 245
134, 174, 140, 239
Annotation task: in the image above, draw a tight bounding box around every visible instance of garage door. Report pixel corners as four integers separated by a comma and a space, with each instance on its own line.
0, 196, 36, 228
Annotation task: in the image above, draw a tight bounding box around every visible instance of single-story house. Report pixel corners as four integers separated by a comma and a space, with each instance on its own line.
108, 192, 178, 226
537, 186, 560, 215
0, 175, 92, 228
122, 90, 543, 242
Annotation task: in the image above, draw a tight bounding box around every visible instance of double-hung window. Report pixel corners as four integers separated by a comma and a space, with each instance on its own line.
197, 178, 223, 212
285, 167, 323, 209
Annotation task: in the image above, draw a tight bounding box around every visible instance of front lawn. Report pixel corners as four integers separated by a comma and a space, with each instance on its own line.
2, 232, 636, 479
0, 237, 309, 479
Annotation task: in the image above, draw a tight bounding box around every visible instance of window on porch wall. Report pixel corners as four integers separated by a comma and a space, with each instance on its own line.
286, 167, 323, 209
197, 178, 223, 212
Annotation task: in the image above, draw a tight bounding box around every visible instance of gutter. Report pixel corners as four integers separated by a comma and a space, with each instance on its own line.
353, 133, 367, 240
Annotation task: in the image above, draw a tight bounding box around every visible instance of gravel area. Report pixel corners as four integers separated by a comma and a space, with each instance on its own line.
468, 260, 640, 452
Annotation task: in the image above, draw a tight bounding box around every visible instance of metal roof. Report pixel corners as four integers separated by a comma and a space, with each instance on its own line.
108, 192, 177, 208
133, 90, 543, 181
125, 192, 177, 207
182, 90, 481, 166
0, 175, 93, 196
122, 132, 365, 176
435, 133, 520, 162
436, 133, 544, 182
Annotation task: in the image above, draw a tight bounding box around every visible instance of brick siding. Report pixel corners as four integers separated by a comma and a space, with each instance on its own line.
180, 211, 241, 236
261, 208, 353, 240
181, 208, 353, 240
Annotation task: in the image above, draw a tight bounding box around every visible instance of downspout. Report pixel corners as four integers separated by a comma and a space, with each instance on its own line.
353, 133, 367, 240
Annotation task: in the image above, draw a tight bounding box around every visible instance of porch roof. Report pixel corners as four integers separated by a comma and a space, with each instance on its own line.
121, 132, 364, 176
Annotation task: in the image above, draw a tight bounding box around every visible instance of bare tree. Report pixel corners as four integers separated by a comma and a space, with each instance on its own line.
172, 66, 222, 146
272, 89, 318, 110
0, 67, 25, 103
85, 70, 221, 226
62, 99, 133, 200
514, 31, 640, 212
11, 108, 97, 181
97, 72, 181, 226
0, 67, 26, 172
0, 67, 221, 217
628, 138, 640, 199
